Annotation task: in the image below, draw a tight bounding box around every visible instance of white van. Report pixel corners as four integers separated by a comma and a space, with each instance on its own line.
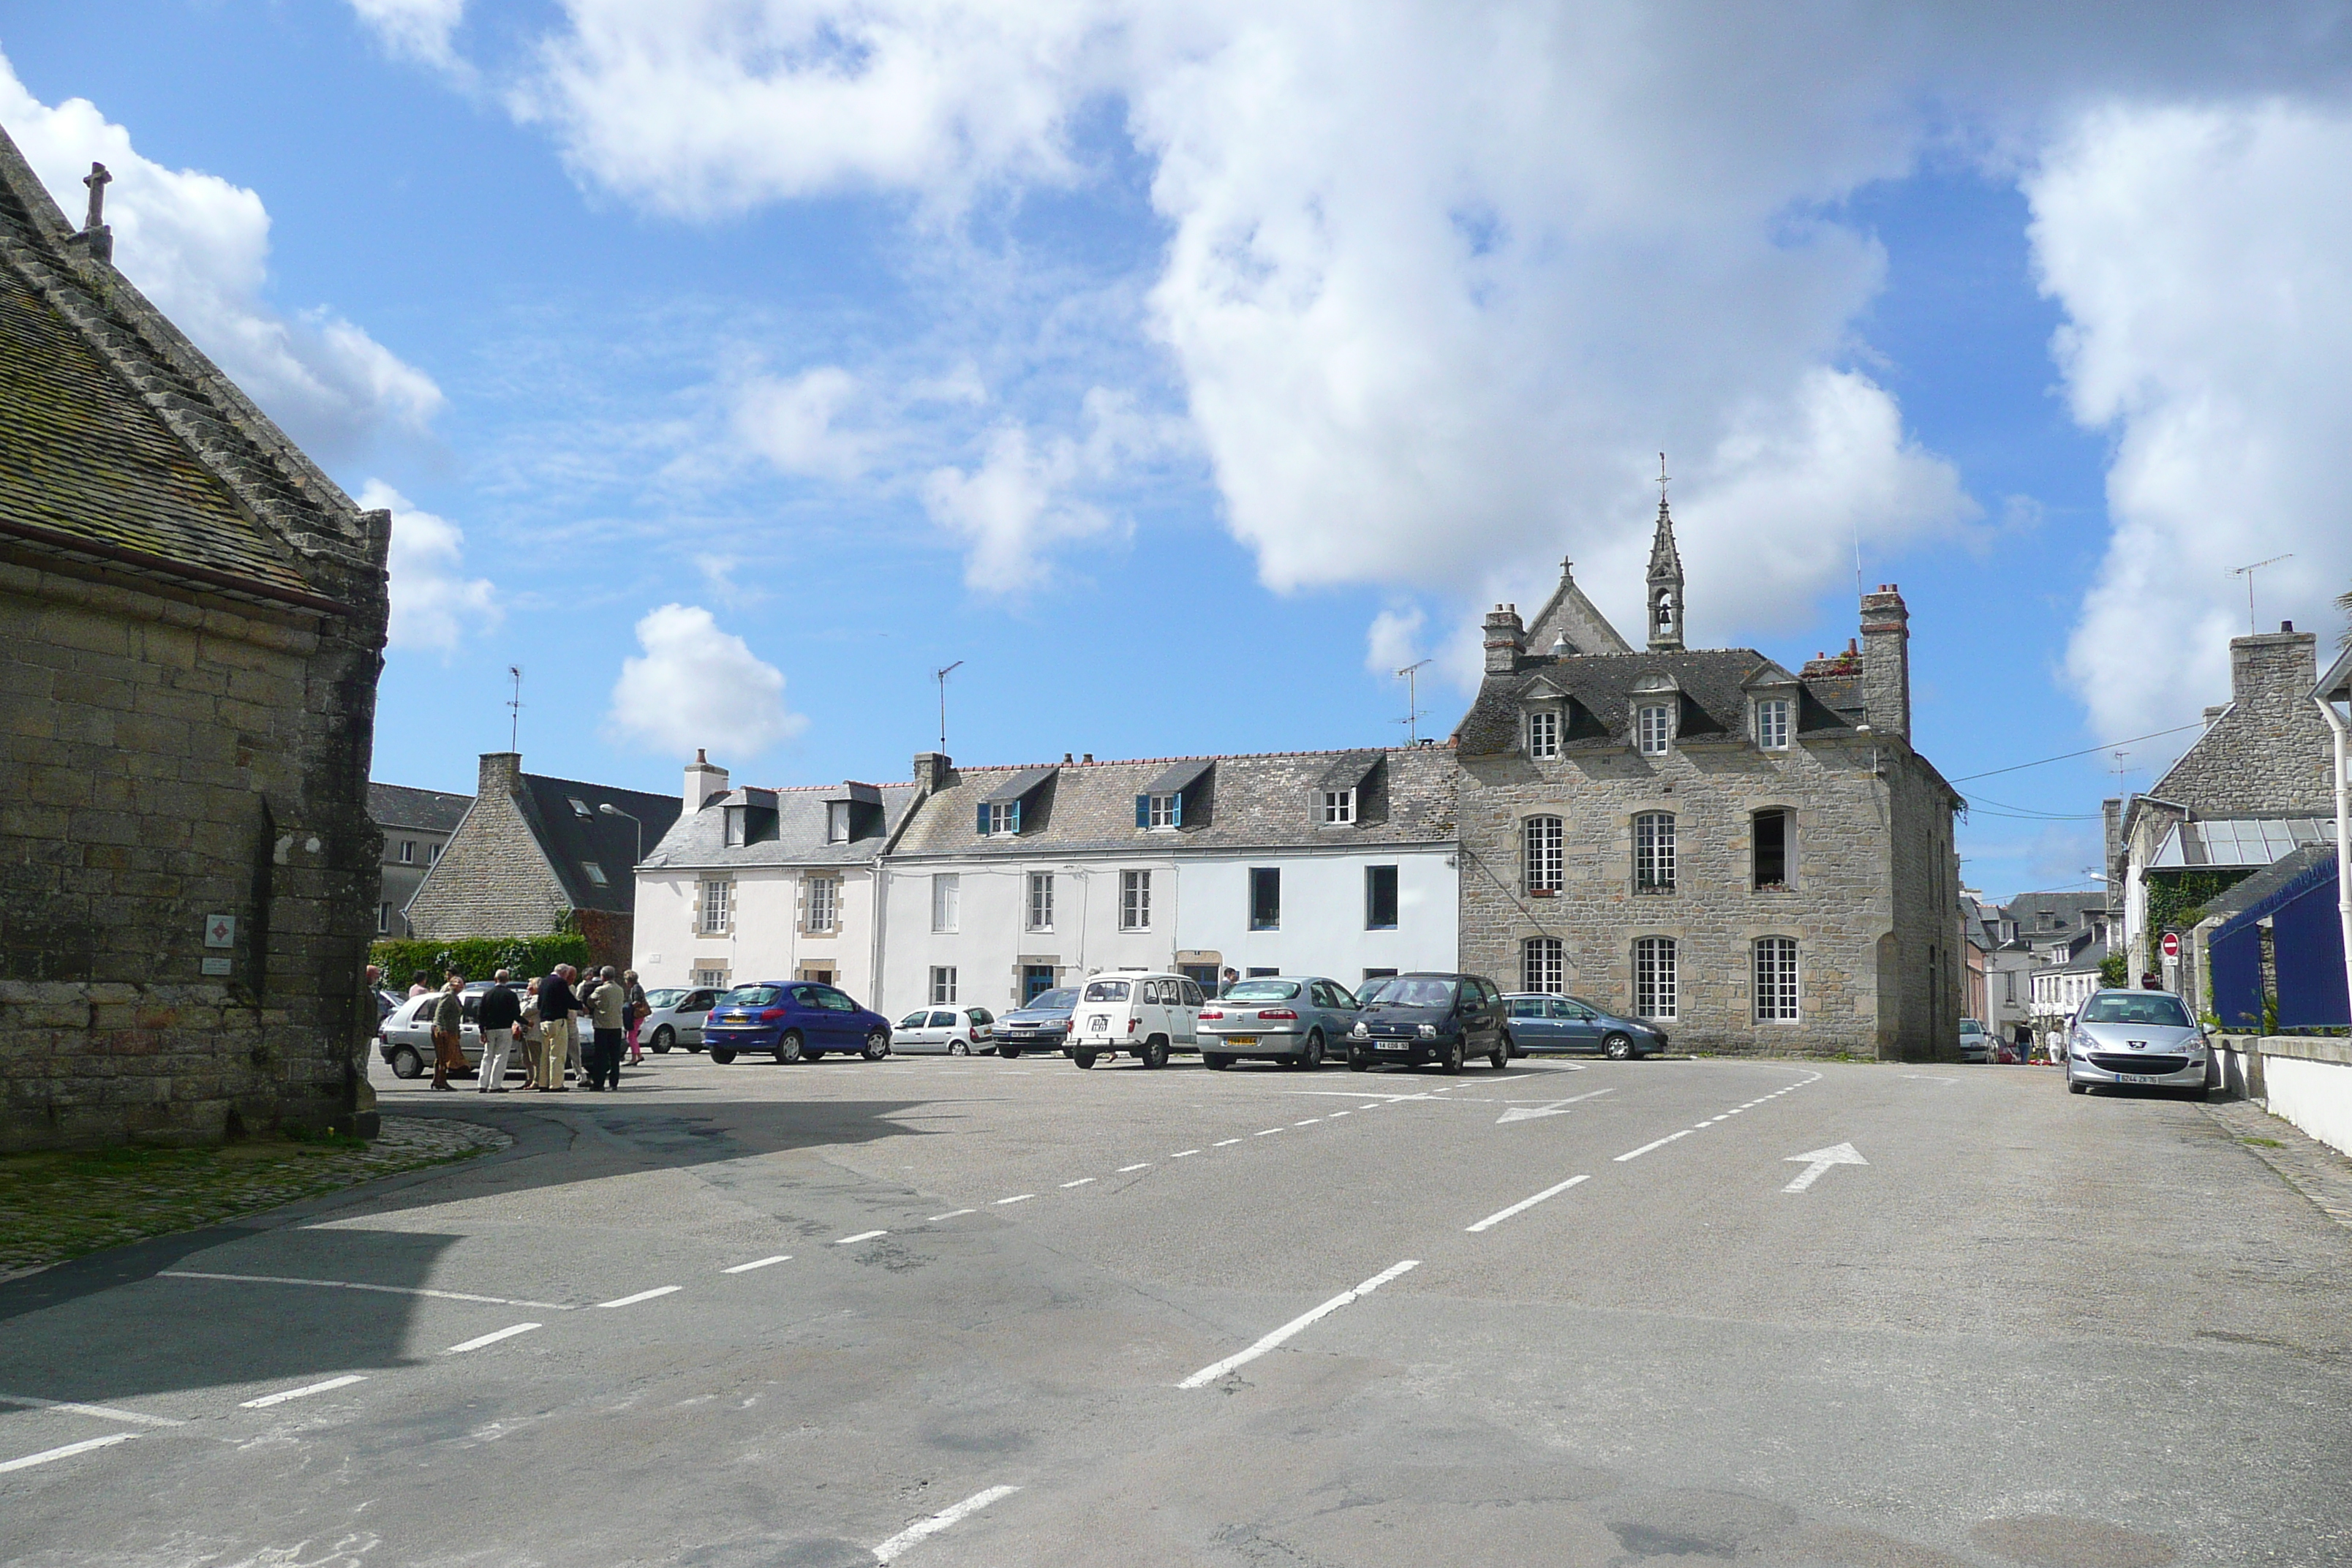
1067, 970, 1205, 1070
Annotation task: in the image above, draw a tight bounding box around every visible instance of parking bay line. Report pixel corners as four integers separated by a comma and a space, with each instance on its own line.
874, 1484, 1022, 1564
1466, 1174, 1591, 1233
0, 1394, 182, 1428
159, 1270, 576, 1311
598, 1286, 682, 1308
722, 1255, 791, 1274
1177, 1260, 1421, 1389
240, 1376, 367, 1409
444, 1323, 540, 1355
0, 1433, 137, 1474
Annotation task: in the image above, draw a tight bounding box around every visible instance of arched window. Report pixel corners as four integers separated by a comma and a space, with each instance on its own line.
1523, 815, 1564, 894
1634, 937, 1677, 1019
1634, 812, 1675, 893
1754, 937, 1798, 1022
1523, 937, 1564, 995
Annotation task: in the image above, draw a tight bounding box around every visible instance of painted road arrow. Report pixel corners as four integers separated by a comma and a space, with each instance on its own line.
1782, 1142, 1868, 1192
1496, 1088, 1616, 1124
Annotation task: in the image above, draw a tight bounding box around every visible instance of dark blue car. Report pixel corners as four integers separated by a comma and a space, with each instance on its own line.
702, 980, 893, 1065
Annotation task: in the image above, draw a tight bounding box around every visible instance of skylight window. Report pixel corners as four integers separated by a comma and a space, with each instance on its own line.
581, 862, 608, 886
568, 798, 591, 818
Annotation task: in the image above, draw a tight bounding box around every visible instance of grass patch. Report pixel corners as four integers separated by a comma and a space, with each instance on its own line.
0, 1117, 505, 1276
2239, 1137, 2288, 1149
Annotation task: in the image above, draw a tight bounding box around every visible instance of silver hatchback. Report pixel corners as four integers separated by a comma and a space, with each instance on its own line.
1198, 976, 1360, 1070
2065, 989, 2212, 1097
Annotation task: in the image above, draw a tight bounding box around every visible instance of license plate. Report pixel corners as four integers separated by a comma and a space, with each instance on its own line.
2119, 1073, 2157, 1083
1090, 1016, 1108, 1030
1225, 1035, 1259, 1046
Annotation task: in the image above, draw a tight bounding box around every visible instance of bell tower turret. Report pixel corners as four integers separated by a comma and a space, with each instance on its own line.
1646, 454, 1684, 652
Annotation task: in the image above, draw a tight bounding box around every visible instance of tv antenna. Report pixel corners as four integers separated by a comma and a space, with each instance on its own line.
506, 666, 524, 752
2230, 553, 2292, 635
1395, 658, 1432, 746
934, 660, 964, 754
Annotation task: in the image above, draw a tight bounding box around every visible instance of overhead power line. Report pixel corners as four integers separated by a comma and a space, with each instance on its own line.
1947, 720, 2206, 785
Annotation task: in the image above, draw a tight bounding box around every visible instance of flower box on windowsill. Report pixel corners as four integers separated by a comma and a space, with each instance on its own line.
1634, 882, 1675, 895
1754, 881, 1790, 894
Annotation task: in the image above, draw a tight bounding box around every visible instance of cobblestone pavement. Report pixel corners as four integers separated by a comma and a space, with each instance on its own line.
2202, 1094, 2352, 1231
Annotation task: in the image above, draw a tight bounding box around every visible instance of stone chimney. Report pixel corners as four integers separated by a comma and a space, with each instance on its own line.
1483, 603, 1526, 675
913, 752, 954, 794
2227, 623, 2318, 707
684, 748, 728, 811
1860, 584, 1910, 743
480, 750, 522, 799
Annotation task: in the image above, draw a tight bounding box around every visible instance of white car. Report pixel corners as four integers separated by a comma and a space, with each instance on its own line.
1067, 970, 1205, 1071
894, 1006, 998, 1055
1957, 1018, 1991, 1063
642, 986, 724, 1054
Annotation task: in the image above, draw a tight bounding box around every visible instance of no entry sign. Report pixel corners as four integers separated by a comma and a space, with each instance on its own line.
2161, 932, 2181, 960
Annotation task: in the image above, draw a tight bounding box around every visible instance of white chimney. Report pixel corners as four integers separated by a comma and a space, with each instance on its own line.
685, 749, 728, 811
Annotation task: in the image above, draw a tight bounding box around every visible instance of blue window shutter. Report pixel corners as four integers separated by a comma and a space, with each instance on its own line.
1135, 794, 1150, 829
1170, 791, 1183, 828
1007, 799, 1021, 834
978, 803, 990, 836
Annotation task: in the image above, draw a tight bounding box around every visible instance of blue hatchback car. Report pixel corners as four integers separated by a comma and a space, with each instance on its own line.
702, 980, 894, 1065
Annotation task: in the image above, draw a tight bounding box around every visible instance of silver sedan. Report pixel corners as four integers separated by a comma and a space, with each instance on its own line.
2064, 989, 2212, 1097
1198, 976, 1360, 1070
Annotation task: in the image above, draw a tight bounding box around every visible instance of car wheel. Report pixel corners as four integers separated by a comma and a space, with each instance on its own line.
388, 1044, 423, 1079
2068, 1079, 2087, 1094
652, 1026, 674, 1055
862, 1030, 889, 1061
949, 1040, 969, 1057
1142, 1036, 1169, 1070
1000, 1047, 1022, 1060
1073, 1050, 1098, 1070
1603, 1033, 1634, 1061
1441, 1039, 1464, 1074
1491, 1032, 1511, 1070
776, 1030, 805, 1065
1301, 1031, 1326, 1070
1204, 1052, 1230, 1071
1349, 1047, 1371, 1071
709, 1047, 737, 1065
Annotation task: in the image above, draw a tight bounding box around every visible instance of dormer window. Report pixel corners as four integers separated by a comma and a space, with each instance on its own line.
1145, 792, 1180, 829
724, 807, 747, 847
1527, 709, 1560, 760
1754, 698, 1791, 750
1637, 704, 1673, 755
827, 801, 852, 843
568, 797, 591, 818
984, 800, 1022, 837
1321, 788, 1356, 825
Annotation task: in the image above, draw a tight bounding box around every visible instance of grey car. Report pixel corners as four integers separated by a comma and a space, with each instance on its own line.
1199, 976, 1360, 1069
2065, 989, 2212, 1097
377, 982, 510, 1080
996, 988, 1077, 1058
1501, 993, 1667, 1059
642, 986, 723, 1053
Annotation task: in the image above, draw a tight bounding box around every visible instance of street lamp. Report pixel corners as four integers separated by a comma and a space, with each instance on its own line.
599, 803, 642, 867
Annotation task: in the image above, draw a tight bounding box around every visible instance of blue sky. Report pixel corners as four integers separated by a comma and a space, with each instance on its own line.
7, 3, 2350, 904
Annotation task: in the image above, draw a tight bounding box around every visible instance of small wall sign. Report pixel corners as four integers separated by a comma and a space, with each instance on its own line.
204, 914, 236, 949
201, 957, 233, 976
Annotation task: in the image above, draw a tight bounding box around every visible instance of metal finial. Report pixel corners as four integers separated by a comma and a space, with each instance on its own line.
1656, 452, 1670, 508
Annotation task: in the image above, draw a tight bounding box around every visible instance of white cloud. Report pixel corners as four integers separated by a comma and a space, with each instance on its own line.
2034, 101, 2352, 743
728, 364, 873, 480
921, 421, 1108, 593
363, 480, 498, 654
607, 603, 805, 755
0, 51, 443, 461
347, 0, 468, 68
1364, 606, 1424, 676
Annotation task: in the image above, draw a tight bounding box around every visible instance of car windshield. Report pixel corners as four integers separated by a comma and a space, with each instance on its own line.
1082, 979, 1131, 1002
1224, 980, 1301, 1001
720, 986, 780, 1008
1022, 989, 1077, 1012
1360, 977, 1457, 1009
645, 989, 685, 1009
2081, 994, 2193, 1028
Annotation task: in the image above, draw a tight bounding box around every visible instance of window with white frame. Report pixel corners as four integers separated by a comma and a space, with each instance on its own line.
929, 966, 958, 1006
1523, 815, 1564, 894
804, 875, 839, 934
1634, 812, 1676, 893
1027, 871, 1055, 932
1523, 936, 1564, 995
429, 841, 440, 863
699, 879, 731, 935
1754, 936, 1798, 1022
1637, 704, 1673, 755
1120, 869, 1152, 930
1321, 789, 1356, 825
692, 967, 729, 988
827, 801, 851, 843
986, 801, 1020, 836
1527, 708, 1560, 759
399, 840, 415, 864
377, 902, 392, 934
1754, 697, 1792, 750
931, 872, 960, 932
1634, 936, 1678, 1019
1146, 792, 1179, 829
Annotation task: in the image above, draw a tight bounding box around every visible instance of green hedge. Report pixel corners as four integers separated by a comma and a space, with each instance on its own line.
369, 935, 591, 984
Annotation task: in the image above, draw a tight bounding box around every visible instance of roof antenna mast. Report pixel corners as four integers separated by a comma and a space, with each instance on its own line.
2230, 553, 2292, 636
1395, 658, 1432, 746
506, 665, 524, 753
935, 660, 965, 754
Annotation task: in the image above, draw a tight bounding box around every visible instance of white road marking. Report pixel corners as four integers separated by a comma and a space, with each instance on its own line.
994, 1194, 1035, 1205
598, 1286, 683, 1308
1613, 1130, 1692, 1162
1326, 1111, 1349, 1117
159, 1270, 575, 1310
0, 1395, 181, 1428
1903, 1074, 1959, 1084
723, 1255, 791, 1273
873, 1484, 1022, 1563
836, 1230, 890, 1245
1060, 1177, 1096, 1188
1495, 1088, 1616, 1125
927, 1210, 975, 1222
1117, 1163, 1153, 1172
239, 1375, 367, 1409
1293, 1118, 1323, 1126
1177, 1259, 1421, 1389
1465, 1174, 1591, 1233
1172, 1149, 1199, 1158
1255, 1128, 1284, 1136
1782, 1142, 1869, 1193
1213, 1139, 1242, 1147
444, 1323, 540, 1354
0, 1433, 136, 1473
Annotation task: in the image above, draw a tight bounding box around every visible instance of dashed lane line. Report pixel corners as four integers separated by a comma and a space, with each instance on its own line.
239, 1376, 366, 1409
1172, 1149, 1200, 1158
1466, 1174, 1591, 1233
1177, 1259, 1421, 1390
1254, 1127, 1285, 1137
873, 1484, 1022, 1564
0, 1433, 137, 1474
0, 1394, 181, 1428
1213, 1139, 1242, 1147
837, 1230, 890, 1245
927, 1210, 975, 1222
159, 1270, 576, 1311
444, 1323, 540, 1355
598, 1286, 683, 1309
994, 1194, 1036, 1206
1060, 1177, 1096, 1188
1117, 1163, 1153, 1172
1615, 1130, 1694, 1163
722, 1255, 791, 1274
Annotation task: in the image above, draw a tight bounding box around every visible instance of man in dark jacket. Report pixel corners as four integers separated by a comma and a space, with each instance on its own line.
475, 970, 521, 1093
537, 965, 581, 1091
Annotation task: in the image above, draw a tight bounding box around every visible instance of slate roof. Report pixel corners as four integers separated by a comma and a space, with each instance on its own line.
891, 746, 1458, 859
514, 774, 683, 912
1453, 648, 1858, 757
0, 126, 378, 613
2200, 843, 2337, 927
369, 783, 472, 834
644, 783, 921, 871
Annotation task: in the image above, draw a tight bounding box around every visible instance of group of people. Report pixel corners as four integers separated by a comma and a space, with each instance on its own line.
415, 964, 650, 1093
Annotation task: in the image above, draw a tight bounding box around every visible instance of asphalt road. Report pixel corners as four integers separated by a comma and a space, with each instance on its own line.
5, 1048, 2351, 1567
